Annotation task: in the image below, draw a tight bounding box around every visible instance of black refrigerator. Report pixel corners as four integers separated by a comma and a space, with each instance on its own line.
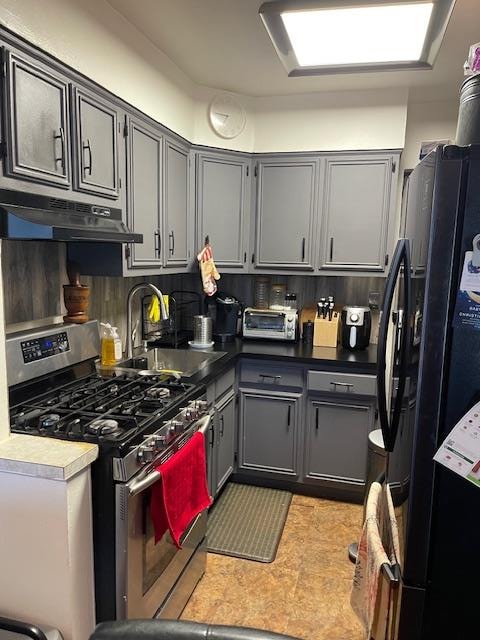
377, 143, 480, 640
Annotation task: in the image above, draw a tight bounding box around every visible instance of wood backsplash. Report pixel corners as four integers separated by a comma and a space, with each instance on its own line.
1, 240, 385, 349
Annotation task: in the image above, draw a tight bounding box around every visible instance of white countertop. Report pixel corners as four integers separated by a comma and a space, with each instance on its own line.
0, 434, 98, 480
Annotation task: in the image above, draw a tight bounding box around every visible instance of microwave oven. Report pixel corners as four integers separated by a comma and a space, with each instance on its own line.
242, 308, 298, 341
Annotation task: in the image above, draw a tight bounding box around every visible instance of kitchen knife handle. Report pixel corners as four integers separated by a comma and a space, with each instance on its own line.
287, 404, 291, 428
82, 138, 92, 175
54, 127, 66, 170
329, 237, 334, 261
315, 407, 319, 431
301, 237, 306, 261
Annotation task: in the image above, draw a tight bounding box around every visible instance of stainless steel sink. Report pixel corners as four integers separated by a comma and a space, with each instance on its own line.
113, 347, 226, 378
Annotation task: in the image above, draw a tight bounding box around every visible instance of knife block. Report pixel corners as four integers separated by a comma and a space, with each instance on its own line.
313, 313, 340, 347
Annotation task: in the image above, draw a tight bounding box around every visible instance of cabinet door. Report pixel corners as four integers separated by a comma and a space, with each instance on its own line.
255, 158, 318, 270
72, 87, 119, 199
320, 156, 395, 271
127, 118, 162, 268
4, 50, 70, 188
196, 152, 249, 270
239, 390, 299, 477
215, 391, 236, 496
163, 139, 190, 267
305, 398, 372, 485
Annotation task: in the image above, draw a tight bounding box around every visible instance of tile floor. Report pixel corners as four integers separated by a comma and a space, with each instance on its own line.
181, 493, 365, 640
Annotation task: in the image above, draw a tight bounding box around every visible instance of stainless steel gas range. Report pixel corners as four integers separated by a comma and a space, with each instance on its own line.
6, 321, 212, 622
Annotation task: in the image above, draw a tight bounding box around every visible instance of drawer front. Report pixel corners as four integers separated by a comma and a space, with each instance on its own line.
215, 367, 235, 400
307, 370, 376, 396
240, 361, 303, 389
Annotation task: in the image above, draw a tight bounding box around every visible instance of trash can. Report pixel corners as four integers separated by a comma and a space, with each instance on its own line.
456, 75, 480, 145
348, 429, 387, 563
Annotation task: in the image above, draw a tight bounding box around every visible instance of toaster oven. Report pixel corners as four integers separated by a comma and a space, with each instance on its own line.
242, 307, 298, 341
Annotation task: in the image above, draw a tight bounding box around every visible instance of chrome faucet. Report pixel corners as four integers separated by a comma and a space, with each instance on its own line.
126, 283, 168, 358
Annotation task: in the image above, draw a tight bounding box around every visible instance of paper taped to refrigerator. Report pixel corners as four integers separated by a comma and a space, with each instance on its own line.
434, 399, 480, 487
453, 251, 480, 330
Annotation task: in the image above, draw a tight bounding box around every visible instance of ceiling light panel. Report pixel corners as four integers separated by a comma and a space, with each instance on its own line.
259, 0, 457, 76
281, 3, 434, 66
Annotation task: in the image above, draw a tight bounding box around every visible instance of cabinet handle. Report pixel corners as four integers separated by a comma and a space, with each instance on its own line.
154, 230, 161, 258
82, 138, 92, 176
220, 414, 224, 437
287, 404, 291, 428
54, 127, 65, 170
259, 374, 281, 383
315, 407, 319, 431
169, 231, 175, 256
329, 237, 334, 261
330, 381, 354, 391
301, 237, 305, 261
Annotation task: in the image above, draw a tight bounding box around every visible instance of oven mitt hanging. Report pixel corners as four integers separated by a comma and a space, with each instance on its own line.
197, 242, 220, 296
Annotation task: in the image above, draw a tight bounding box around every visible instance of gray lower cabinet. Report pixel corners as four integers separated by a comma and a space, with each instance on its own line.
126, 116, 163, 269
195, 151, 250, 270
3, 48, 71, 188
239, 389, 300, 478
255, 157, 319, 270
212, 390, 236, 497
71, 86, 120, 199
163, 138, 190, 268
304, 397, 374, 487
319, 154, 399, 272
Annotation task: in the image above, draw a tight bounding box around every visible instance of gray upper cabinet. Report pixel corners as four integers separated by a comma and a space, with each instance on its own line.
127, 117, 162, 269
319, 154, 398, 272
72, 86, 120, 199
196, 151, 250, 270
239, 389, 300, 478
3, 49, 71, 188
163, 138, 190, 268
304, 397, 373, 487
255, 158, 319, 270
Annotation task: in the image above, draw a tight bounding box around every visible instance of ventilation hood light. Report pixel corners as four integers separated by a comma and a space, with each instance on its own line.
259, 0, 456, 76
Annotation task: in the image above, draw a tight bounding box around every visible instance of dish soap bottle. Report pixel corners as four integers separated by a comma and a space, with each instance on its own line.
101, 323, 122, 365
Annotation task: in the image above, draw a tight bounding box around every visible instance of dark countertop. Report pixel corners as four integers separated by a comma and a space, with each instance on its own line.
186, 338, 378, 389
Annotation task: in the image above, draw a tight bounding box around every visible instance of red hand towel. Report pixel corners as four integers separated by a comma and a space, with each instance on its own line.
150, 431, 212, 548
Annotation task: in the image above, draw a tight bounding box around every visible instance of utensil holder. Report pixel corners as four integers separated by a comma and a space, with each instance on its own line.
313, 313, 340, 347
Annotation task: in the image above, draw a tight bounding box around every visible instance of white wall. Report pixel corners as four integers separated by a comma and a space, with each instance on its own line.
0, 470, 96, 640
0, 0, 409, 153
251, 89, 408, 153
0, 0, 196, 140
402, 100, 459, 169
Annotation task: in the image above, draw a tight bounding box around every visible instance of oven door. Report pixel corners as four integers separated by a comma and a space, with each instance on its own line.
115, 417, 211, 619
243, 310, 287, 339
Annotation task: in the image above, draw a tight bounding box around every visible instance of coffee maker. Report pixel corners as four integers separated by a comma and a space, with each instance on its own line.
341, 306, 371, 350
209, 294, 242, 342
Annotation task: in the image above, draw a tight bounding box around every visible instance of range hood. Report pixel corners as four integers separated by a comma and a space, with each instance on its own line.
0, 189, 143, 243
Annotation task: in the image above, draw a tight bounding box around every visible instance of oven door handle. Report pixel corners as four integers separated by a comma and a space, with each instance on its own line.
127, 414, 212, 497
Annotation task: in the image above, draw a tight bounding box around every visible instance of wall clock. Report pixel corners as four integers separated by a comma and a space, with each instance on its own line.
208, 93, 246, 139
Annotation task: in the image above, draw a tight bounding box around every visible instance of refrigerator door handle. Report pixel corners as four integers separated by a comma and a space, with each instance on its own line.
377, 238, 409, 452
390, 239, 411, 450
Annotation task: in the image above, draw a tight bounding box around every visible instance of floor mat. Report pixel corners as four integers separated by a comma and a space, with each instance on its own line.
207, 483, 292, 563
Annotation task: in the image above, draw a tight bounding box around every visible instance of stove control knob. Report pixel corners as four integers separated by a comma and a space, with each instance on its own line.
172, 420, 184, 433
138, 445, 155, 463
152, 434, 167, 450
184, 409, 193, 422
